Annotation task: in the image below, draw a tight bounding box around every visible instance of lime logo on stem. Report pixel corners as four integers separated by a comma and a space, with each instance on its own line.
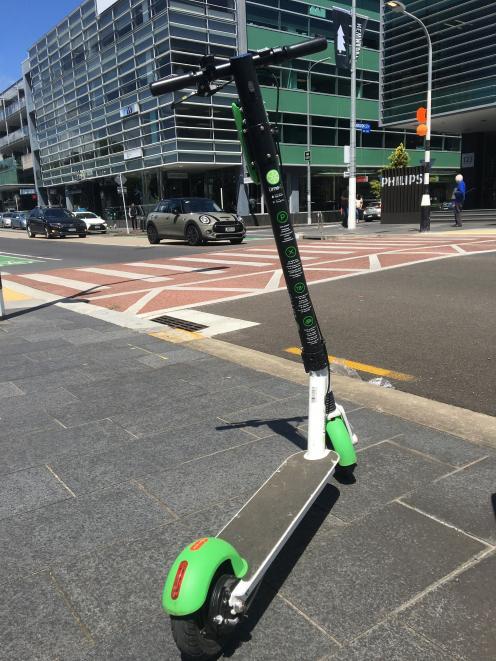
277, 210, 288, 224
294, 282, 306, 294
285, 246, 296, 258
266, 169, 280, 185
303, 315, 314, 327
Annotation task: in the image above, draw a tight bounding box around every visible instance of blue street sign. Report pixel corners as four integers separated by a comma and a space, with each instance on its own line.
356, 122, 371, 133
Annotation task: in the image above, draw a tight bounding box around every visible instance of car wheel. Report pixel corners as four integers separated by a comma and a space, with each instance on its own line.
185, 223, 202, 246
79, 233, 87, 238
229, 238, 244, 245
27, 224, 36, 238
44, 226, 52, 239
147, 223, 160, 244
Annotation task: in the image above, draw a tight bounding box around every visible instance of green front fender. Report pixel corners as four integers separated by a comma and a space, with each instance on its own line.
162, 537, 248, 617
326, 416, 357, 467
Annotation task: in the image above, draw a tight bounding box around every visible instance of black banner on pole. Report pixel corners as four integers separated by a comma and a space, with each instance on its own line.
332, 8, 351, 72
380, 166, 425, 224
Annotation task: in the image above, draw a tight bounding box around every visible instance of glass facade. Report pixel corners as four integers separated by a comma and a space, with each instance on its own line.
23, 0, 461, 215
381, 0, 496, 125
26, 0, 240, 211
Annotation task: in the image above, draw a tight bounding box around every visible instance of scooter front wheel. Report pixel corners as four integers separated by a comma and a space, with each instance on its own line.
170, 572, 239, 660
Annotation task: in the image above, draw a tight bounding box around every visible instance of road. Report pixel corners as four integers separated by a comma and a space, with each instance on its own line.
2, 228, 495, 416
197, 253, 496, 416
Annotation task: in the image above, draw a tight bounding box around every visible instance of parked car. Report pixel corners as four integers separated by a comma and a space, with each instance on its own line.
11, 212, 28, 230
73, 211, 108, 233
440, 201, 454, 211
146, 197, 246, 246
1, 212, 14, 228
26, 207, 87, 238
363, 202, 381, 221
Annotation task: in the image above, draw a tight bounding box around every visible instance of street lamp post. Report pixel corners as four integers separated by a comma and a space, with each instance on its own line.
386, 1, 433, 232
306, 57, 332, 225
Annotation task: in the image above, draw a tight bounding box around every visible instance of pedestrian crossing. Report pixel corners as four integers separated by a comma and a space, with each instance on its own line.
4, 233, 496, 318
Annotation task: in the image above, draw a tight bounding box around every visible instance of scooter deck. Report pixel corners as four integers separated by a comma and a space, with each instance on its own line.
218, 450, 339, 581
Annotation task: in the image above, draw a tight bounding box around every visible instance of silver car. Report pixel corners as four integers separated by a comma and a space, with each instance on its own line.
146, 197, 246, 246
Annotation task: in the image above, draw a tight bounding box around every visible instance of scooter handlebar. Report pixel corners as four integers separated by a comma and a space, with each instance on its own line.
149, 37, 328, 96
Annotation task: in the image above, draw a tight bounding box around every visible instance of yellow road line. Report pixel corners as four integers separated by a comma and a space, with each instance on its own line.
285, 347, 416, 382
1, 287, 31, 302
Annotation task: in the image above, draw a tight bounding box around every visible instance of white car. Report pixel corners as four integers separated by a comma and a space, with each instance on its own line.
73, 211, 107, 233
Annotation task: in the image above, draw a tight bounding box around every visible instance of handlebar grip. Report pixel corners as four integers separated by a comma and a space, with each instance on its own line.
150, 70, 203, 96
282, 37, 328, 60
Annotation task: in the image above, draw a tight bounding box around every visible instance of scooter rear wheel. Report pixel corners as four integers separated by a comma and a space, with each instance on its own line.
170, 572, 239, 660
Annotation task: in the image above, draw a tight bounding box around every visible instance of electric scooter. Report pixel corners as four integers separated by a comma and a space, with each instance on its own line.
150, 36, 357, 659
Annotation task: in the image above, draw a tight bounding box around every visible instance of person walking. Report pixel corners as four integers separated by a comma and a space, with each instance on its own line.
340, 188, 349, 228
452, 174, 466, 227
128, 202, 138, 231
356, 194, 363, 222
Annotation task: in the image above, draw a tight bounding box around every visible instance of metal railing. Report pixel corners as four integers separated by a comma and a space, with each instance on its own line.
0, 126, 29, 150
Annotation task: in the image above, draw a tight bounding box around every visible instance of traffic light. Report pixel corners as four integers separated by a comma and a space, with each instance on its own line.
416, 107, 427, 137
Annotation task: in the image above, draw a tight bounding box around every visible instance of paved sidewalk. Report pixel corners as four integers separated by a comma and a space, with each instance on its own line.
0, 303, 495, 660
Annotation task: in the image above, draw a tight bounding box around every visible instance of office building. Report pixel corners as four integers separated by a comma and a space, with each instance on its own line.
23, 0, 460, 218
382, 0, 495, 208
0, 80, 36, 211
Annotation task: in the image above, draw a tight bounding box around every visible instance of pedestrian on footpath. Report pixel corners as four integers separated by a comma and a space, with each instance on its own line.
340, 188, 349, 228
452, 174, 466, 227
356, 194, 363, 222
129, 202, 138, 231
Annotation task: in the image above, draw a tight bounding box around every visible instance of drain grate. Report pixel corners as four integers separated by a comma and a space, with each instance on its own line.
152, 315, 207, 332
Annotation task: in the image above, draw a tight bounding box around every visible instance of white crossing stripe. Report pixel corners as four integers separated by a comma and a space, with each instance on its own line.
124, 262, 223, 273
368, 254, 382, 271
264, 269, 283, 290
20, 273, 109, 291
212, 251, 312, 260
81, 267, 169, 282
171, 256, 268, 267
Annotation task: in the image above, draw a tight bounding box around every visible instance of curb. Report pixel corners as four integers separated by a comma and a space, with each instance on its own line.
185, 335, 496, 451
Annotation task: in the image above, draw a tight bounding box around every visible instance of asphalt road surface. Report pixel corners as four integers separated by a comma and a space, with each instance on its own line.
197, 253, 496, 417
0, 231, 249, 274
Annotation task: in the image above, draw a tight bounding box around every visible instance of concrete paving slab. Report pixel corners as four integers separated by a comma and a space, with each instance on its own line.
392, 422, 493, 467
223, 394, 310, 439
0, 407, 60, 438
399, 551, 496, 660
51, 502, 243, 640
273, 502, 484, 643
0, 466, 71, 519
0, 419, 134, 475
327, 620, 452, 660
138, 435, 301, 516
329, 441, 452, 522
0, 483, 171, 581
403, 455, 496, 543
11, 367, 95, 392
346, 407, 412, 448
0, 571, 93, 661
112, 385, 273, 438
50, 421, 262, 494
0, 382, 23, 399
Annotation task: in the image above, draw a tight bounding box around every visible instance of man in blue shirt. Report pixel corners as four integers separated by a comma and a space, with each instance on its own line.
452, 174, 466, 227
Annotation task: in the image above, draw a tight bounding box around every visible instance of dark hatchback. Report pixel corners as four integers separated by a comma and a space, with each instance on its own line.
27, 207, 87, 238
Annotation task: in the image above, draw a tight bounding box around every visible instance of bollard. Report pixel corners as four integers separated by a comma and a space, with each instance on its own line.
0, 272, 5, 319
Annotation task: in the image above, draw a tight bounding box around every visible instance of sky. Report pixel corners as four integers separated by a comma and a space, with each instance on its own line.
0, 0, 81, 91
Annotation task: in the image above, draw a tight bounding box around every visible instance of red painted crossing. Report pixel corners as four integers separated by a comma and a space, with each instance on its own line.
6, 234, 496, 318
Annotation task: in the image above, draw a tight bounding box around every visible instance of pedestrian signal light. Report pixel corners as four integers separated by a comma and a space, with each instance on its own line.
416, 107, 427, 123
416, 124, 427, 137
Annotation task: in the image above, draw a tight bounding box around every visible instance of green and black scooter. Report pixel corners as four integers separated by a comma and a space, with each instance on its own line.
150, 36, 357, 659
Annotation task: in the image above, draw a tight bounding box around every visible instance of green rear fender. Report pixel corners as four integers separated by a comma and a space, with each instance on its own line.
326, 416, 357, 467
162, 537, 248, 616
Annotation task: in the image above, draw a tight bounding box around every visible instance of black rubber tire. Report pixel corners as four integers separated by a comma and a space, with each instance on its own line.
229, 238, 243, 245
79, 234, 87, 238
44, 226, 51, 239
147, 223, 160, 244
185, 223, 203, 246
170, 571, 239, 660
27, 224, 36, 238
